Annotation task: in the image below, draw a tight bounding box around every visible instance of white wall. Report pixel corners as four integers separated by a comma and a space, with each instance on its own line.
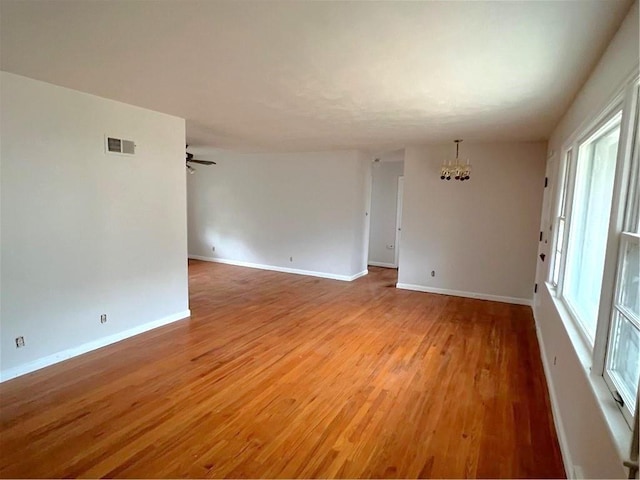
0, 72, 190, 380
398, 143, 546, 304
533, 1, 639, 478
187, 149, 370, 280
368, 154, 404, 267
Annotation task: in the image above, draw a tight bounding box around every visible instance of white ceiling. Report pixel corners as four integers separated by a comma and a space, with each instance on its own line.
0, 0, 633, 152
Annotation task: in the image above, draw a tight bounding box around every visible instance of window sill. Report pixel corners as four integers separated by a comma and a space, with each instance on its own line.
545, 282, 632, 469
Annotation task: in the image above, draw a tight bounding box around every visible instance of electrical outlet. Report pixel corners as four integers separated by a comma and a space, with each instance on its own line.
553, 356, 557, 366
211, 246, 215, 252
100, 314, 107, 324
15, 336, 25, 348
289, 256, 293, 262
431, 270, 436, 277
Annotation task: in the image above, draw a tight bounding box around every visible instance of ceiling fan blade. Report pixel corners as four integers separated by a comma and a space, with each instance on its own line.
188, 159, 217, 165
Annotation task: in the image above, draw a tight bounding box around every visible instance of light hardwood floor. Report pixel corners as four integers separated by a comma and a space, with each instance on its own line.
0, 261, 564, 478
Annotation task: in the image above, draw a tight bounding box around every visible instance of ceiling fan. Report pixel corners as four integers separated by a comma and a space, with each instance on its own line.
186, 145, 216, 174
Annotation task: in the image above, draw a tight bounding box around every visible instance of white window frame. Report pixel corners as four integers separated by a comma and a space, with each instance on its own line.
603, 231, 640, 426
593, 81, 639, 382
549, 149, 572, 288
548, 78, 640, 429
601, 84, 640, 425
557, 106, 624, 347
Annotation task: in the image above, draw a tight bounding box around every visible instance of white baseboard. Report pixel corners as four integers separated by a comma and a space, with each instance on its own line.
349, 270, 369, 281
395, 283, 532, 306
368, 261, 397, 269
0, 309, 191, 383
189, 255, 368, 282
532, 307, 572, 479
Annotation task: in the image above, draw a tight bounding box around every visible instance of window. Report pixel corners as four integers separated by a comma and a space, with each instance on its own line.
563, 114, 621, 343
549, 80, 640, 429
550, 150, 572, 287
604, 236, 639, 422
604, 119, 640, 425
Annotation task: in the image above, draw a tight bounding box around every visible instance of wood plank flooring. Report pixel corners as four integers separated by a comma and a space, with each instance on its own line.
0, 262, 565, 478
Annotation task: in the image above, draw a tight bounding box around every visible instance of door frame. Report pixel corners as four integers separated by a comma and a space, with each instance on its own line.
394, 176, 404, 268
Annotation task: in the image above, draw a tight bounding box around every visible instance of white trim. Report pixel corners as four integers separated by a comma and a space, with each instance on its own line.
395, 175, 404, 268
0, 309, 191, 383
189, 255, 368, 282
395, 283, 532, 306
368, 261, 397, 269
363, 160, 373, 276
532, 307, 573, 479
349, 270, 369, 281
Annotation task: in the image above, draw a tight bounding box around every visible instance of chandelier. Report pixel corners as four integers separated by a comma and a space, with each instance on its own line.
440, 139, 471, 181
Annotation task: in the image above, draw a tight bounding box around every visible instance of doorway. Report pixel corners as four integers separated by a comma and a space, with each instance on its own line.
394, 176, 404, 268
367, 150, 405, 280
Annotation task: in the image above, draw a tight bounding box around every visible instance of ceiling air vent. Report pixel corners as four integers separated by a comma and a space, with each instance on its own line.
105, 136, 136, 155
